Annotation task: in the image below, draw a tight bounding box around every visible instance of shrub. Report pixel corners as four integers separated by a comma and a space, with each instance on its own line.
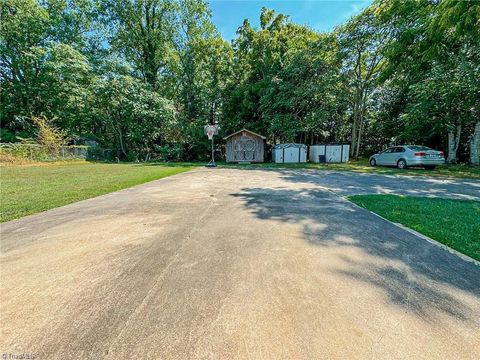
31, 116, 65, 155
154, 144, 183, 161
0, 143, 91, 163
0, 149, 32, 164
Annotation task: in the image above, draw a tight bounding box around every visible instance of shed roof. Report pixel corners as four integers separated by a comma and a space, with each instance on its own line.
223, 129, 266, 140
272, 143, 307, 149
311, 142, 350, 146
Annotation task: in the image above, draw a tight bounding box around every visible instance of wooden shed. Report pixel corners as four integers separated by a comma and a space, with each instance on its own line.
224, 129, 265, 163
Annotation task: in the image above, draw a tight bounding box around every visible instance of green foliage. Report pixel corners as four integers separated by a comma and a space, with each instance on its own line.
370, 0, 480, 160
1, 0, 479, 163
262, 35, 347, 142
0, 128, 24, 142
91, 75, 177, 159
86, 146, 112, 161
336, 5, 393, 157
0, 144, 44, 162
170, 1, 232, 159
403, 48, 480, 140
0, 0, 96, 139
105, 0, 177, 88
155, 144, 184, 161
222, 8, 344, 143
32, 116, 65, 154
0, 143, 89, 162
101, 0, 227, 160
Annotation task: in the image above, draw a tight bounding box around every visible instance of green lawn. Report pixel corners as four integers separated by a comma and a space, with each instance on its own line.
348, 195, 480, 261
0, 161, 196, 222
219, 159, 480, 179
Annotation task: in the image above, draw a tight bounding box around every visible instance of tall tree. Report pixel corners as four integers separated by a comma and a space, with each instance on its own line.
261, 34, 346, 143
429, 0, 480, 164
375, 0, 480, 163
106, 0, 177, 89
223, 7, 324, 141
169, 0, 232, 159
337, 6, 391, 158
91, 75, 177, 159
0, 0, 96, 139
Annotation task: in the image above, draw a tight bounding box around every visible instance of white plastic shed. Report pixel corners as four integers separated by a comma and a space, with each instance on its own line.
272, 144, 307, 163
309, 143, 350, 163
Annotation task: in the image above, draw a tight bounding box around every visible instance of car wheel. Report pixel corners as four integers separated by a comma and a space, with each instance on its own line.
397, 159, 407, 169
424, 165, 436, 170
369, 158, 376, 167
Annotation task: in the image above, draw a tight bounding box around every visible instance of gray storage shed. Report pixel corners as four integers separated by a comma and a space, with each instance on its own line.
309, 143, 350, 163
272, 143, 307, 163
224, 129, 265, 163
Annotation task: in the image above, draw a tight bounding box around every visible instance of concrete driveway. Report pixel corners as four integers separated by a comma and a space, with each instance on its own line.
277, 168, 480, 200
1, 168, 479, 360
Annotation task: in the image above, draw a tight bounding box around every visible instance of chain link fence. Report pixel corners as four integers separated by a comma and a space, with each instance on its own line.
0, 143, 113, 163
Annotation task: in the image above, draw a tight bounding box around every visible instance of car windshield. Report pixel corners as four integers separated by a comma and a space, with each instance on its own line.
407, 145, 431, 151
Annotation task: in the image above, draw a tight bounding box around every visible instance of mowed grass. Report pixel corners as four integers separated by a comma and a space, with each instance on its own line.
220, 159, 480, 179
348, 195, 480, 261
0, 161, 196, 222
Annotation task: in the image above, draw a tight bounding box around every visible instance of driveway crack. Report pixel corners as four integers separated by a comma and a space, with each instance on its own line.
103, 189, 221, 358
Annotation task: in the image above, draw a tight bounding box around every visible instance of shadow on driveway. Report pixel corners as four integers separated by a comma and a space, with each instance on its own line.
230, 182, 480, 325
226, 166, 480, 200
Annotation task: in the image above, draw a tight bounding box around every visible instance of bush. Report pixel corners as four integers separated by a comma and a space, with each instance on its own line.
32, 116, 65, 154
86, 146, 114, 161
0, 150, 32, 164
0, 143, 48, 161
0, 143, 91, 163
154, 144, 183, 161
0, 128, 19, 143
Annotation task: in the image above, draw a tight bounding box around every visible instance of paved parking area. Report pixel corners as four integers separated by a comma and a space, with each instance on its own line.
277, 169, 480, 200
1, 168, 479, 359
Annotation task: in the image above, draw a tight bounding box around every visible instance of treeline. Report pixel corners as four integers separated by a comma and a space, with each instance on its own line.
1, 0, 479, 164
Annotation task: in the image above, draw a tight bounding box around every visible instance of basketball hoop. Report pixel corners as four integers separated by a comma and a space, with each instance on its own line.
204, 125, 218, 139
204, 125, 219, 167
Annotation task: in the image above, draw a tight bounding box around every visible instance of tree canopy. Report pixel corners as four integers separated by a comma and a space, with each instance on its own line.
1, 0, 479, 163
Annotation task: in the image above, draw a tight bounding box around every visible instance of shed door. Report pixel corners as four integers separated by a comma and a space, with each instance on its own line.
326, 145, 341, 162
234, 135, 256, 161
285, 148, 299, 163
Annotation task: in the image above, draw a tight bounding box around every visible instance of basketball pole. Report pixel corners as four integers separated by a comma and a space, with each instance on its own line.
206, 132, 217, 168
210, 137, 215, 165
204, 125, 218, 168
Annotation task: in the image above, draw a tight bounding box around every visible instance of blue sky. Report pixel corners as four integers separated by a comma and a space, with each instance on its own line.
210, 0, 372, 41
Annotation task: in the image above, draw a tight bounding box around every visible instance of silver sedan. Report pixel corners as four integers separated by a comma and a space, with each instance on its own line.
369, 145, 445, 169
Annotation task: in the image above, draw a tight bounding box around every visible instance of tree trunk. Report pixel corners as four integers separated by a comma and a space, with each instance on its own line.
355, 90, 368, 159
210, 101, 216, 124
117, 126, 127, 158
350, 99, 360, 156
470, 121, 480, 166
447, 125, 462, 164
355, 116, 365, 159
350, 90, 360, 157
350, 49, 363, 157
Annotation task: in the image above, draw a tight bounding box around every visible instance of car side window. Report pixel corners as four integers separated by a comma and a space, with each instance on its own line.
394, 147, 405, 153
383, 148, 394, 153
